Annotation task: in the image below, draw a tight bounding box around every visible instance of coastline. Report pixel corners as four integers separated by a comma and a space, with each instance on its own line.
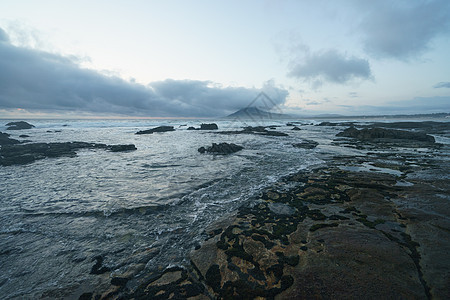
84, 130, 449, 299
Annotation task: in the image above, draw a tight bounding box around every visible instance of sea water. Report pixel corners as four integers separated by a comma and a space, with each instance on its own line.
0, 119, 324, 298
1, 118, 448, 298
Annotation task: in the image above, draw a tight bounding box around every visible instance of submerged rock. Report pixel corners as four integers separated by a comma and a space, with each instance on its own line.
292, 140, 319, 149
135, 126, 175, 135
6, 121, 35, 130
291, 126, 301, 131
198, 142, 243, 154
316, 121, 355, 127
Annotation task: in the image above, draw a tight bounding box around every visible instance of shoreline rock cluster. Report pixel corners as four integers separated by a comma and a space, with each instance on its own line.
0, 141, 137, 166
81, 120, 450, 299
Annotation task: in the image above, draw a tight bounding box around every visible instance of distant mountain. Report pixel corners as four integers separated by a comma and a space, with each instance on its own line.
225, 107, 292, 119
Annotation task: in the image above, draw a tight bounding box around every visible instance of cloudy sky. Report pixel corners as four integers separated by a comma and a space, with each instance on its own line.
0, 0, 449, 118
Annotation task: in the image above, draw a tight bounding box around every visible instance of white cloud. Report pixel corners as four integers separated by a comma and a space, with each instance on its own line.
288, 49, 372, 85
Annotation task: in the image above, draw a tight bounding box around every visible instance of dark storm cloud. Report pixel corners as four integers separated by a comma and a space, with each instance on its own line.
288, 49, 372, 84
0, 28, 288, 117
0, 28, 9, 42
359, 0, 450, 60
434, 82, 450, 89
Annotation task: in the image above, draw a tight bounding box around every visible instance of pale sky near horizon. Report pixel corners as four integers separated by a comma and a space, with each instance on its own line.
0, 0, 449, 117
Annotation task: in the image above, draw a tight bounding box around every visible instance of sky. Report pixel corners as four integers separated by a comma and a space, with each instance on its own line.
0, 0, 449, 118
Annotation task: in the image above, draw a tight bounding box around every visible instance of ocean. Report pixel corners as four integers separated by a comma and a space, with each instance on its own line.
0, 118, 448, 299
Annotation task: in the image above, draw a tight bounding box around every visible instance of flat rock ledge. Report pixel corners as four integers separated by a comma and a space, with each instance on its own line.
0, 142, 136, 166
337, 126, 436, 147
219, 126, 288, 137
136, 126, 175, 135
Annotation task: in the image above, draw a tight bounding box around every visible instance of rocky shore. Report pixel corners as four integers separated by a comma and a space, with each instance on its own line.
80, 122, 449, 300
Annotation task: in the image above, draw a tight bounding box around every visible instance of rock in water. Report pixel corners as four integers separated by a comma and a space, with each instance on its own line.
108, 144, 137, 152
199, 123, 218, 130
0, 142, 137, 166
6, 121, 35, 130
198, 143, 244, 154
0, 132, 20, 145
136, 126, 175, 135
337, 126, 435, 143
292, 140, 319, 149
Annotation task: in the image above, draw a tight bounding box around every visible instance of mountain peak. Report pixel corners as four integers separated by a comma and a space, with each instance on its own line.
225, 107, 291, 119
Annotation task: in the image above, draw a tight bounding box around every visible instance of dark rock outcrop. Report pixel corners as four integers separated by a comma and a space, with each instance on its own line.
291, 126, 301, 131
0, 132, 20, 145
219, 126, 289, 137
6, 121, 35, 130
199, 123, 218, 130
337, 127, 435, 143
135, 126, 175, 135
292, 140, 319, 149
317, 121, 355, 127
369, 121, 450, 134
198, 142, 244, 154
187, 123, 219, 130
0, 142, 137, 166
108, 144, 137, 152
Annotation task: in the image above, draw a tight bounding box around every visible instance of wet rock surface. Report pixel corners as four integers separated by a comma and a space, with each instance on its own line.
0, 131, 20, 145
0, 142, 137, 166
219, 126, 289, 137
292, 140, 319, 149
136, 126, 175, 134
187, 123, 219, 130
5, 121, 35, 130
337, 126, 436, 146
90, 142, 449, 299
198, 142, 244, 155
75, 121, 450, 299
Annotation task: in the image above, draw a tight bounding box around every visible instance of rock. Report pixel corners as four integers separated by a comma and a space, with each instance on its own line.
108, 144, 137, 152
291, 126, 301, 131
199, 123, 218, 130
292, 140, 319, 149
219, 126, 289, 137
135, 126, 175, 135
198, 143, 244, 154
337, 126, 435, 143
188, 123, 219, 130
0, 142, 137, 166
6, 121, 35, 130
19, 134, 30, 138
0, 132, 20, 145
316, 121, 355, 127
